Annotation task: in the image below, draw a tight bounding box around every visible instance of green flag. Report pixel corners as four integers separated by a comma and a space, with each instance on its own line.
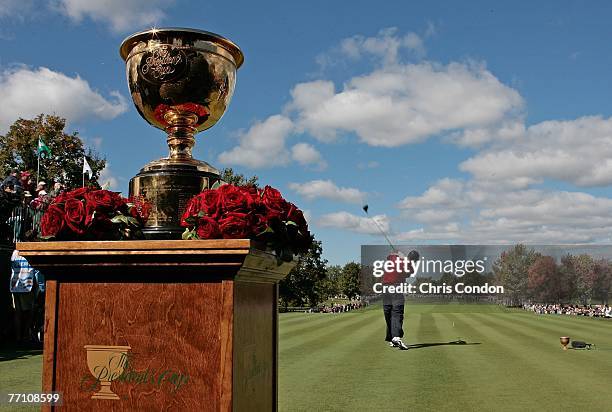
37, 137, 51, 158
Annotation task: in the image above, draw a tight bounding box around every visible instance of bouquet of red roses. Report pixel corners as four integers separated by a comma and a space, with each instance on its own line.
39, 187, 151, 240
181, 184, 312, 260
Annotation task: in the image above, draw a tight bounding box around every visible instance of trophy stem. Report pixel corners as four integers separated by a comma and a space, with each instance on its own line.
164, 110, 199, 159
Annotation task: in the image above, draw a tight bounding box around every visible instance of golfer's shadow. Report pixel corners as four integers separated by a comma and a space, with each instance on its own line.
408, 340, 481, 349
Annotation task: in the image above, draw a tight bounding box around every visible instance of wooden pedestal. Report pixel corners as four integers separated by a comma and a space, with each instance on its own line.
17, 240, 294, 412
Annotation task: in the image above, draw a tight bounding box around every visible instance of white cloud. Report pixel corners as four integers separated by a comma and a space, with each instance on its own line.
399, 178, 471, 209
289, 180, 366, 204
340, 27, 425, 64
397, 178, 612, 243
460, 116, 612, 187
98, 163, 119, 191
0, 0, 34, 18
449, 119, 525, 147
289, 61, 523, 147
218, 115, 293, 169
290, 143, 327, 170
318, 211, 389, 235
412, 209, 457, 224
55, 0, 173, 32
0, 66, 127, 133
227, 29, 523, 172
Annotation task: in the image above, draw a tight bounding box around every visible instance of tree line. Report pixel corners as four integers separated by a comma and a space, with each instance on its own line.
493, 245, 612, 306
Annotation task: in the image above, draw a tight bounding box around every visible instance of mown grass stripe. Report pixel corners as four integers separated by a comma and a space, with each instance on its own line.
279, 312, 360, 337
473, 313, 612, 374
493, 313, 612, 348
279, 310, 380, 362
403, 313, 474, 411
458, 313, 594, 410
441, 313, 540, 411
469, 313, 611, 411
515, 312, 612, 339
279, 310, 391, 411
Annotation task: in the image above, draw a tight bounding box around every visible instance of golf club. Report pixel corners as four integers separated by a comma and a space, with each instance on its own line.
362, 204, 399, 254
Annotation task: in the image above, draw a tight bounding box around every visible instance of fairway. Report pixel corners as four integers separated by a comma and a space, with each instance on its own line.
2, 303, 612, 411
279, 304, 612, 412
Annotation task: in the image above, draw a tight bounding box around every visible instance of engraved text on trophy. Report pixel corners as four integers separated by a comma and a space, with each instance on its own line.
140, 46, 187, 84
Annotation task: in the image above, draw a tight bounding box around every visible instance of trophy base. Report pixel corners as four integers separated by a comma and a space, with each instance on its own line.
129, 157, 221, 240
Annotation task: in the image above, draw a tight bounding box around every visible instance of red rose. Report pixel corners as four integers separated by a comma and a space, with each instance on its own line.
65, 187, 90, 200
198, 190, 221, 218
85, 190, 115, 211
242, 185, 259, 197
40, 204, 66, 237
262, 185, 289, 221
180, 197, 200, 227
219, 212, 250, 239
130, 198, 152, 223
261, 186, 287, 212
250, 213, 269, 236
241, 185, 261, 208
217, 184, 249, 213
112, 193, 126, 209
64, 198, 86, 235
195, 216, 221, 239
261, 185, 282, 202
266, 199, 288, 220
286, 203, 308, 233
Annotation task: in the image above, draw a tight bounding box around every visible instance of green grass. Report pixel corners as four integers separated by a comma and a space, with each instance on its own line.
0, 349, 42, 412
279, 304, 612, 411
2, 304, 612, 411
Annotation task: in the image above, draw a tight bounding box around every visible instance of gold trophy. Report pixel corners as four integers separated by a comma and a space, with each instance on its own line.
120, 28, 244, 238
560, 336, 570, 350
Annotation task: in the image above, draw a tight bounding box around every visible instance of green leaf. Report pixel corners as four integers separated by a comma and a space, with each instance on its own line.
110, 214, 129, 225
126, 216, 140, 227
181, 228, 193, 240
211, 180, 223, 190
286, 220, 298, 227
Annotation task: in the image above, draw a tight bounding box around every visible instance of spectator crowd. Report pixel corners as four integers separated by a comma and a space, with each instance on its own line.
311, 301, 367, 313
524, 303, 612, 318
1, 169, 65, 348
1, 169, 66, 242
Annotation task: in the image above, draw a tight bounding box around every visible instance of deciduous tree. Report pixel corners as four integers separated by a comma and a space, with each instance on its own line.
0, 115, 105, 188
340, 262, 361, 300
279, 240, 328, 308
493, 244, 540, 306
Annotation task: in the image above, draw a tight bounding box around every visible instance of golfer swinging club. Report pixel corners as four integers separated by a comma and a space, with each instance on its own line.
383, 250, 419, 350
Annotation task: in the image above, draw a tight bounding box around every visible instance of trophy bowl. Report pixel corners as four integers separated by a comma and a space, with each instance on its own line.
120, 28, 244, 238
560, 336, 570, 350
84, 345, 131, 400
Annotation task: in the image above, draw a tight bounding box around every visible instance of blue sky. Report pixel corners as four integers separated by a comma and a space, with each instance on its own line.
2, 1, 612, 264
